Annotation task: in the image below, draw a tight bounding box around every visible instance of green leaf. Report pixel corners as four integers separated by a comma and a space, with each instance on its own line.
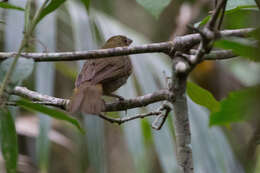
210, 86, 260, 126
187, 82, 220, 113
136, 0, 171, 19
214, 38, 260, 62
194, 5, 258, 27
36, 0, 66, 24
80, 0, 90, 11
0, 58, 34, 84
0, 108, 18, 173
194, 16, 210, 28
16, 99, 84, 133
0, 2, 24, 11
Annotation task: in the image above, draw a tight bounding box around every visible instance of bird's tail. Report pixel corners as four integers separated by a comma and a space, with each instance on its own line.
68, 83, 104, 115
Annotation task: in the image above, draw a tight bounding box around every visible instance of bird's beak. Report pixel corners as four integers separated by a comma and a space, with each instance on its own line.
127, 38, 133, 45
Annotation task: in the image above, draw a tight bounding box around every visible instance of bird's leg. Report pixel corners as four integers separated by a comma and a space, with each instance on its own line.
105, 93, 125, 101
104, 93, 127, 115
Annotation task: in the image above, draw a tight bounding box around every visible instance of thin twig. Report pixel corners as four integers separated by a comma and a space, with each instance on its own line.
152, 104, 172, 130
187, 0, 228, 66
217, 0, 227, 30
98, 111, 161, 125
206, 0, 228, 29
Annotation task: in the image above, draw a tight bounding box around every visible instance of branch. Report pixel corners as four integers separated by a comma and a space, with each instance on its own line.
6, 101, 65, 109
0, 29, 253, 62
98, 111, 161, 125
189, 49, 236, 60
217, 0, 227, 30
186, 0, 228, 66
11, 86, 68, 109
152, 104, 172, 130
7, 97, 165, 125
9, 86, 172, 112
170, 56, 193, 173
105, 89, 173, 111
169, 2, 228, 173
99, 103, 172, 125
206, 0, 227, 29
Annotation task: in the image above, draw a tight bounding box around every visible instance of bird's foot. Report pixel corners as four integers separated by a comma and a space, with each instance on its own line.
106, 93, 125, 101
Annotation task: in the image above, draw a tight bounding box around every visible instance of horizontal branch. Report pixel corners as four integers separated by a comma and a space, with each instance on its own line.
6, 101, 66, 109
105, 89, 173, 111
0, 28, 252, 62
10, 86, 172, 112
190, 49, 236, 60
11, 86, 68, 109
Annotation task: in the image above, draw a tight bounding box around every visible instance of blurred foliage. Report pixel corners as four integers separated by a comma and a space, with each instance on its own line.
195, 5, 258, 27
210, 86, 260, 125
187, 81, 220, 113
136, 0, 172, 18
215, 27, 260, 62
79, 0, 91, 11
215, 38, 259, 62
16, 99, 84, 133
0, 58, 34, 85
0, 2, 24, 11
0, 108, 18, 173
36, 0, 66, 25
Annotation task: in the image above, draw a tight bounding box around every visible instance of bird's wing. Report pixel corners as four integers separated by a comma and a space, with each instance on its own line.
75, 57, 130, 87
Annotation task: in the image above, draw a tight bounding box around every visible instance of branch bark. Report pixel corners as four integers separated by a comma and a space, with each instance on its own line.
10, 86, 172, 112
0, 28, 252, 62
99, 103, 171, 125
170, 57, 193, 173
98, 111, 161, 125
195, 49, 236, 60
169, 1, 228, 172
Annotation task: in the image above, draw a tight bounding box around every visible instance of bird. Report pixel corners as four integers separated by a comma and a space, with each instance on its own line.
68, 35, 133, 115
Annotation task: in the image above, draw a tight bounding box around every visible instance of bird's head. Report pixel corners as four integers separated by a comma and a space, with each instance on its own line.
103, 35, 133, 48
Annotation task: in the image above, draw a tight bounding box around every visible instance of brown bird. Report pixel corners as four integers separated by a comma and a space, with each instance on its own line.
68, 35, 133, 115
